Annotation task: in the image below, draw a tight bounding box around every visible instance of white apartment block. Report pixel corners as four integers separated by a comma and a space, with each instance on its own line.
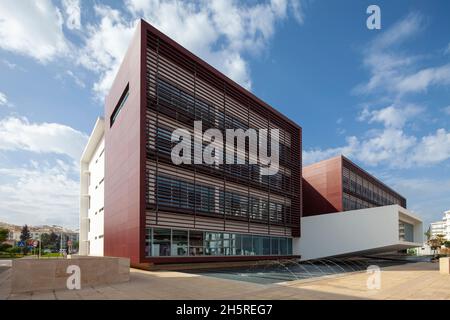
430, 210, 450, 241
79, 118, 105, 256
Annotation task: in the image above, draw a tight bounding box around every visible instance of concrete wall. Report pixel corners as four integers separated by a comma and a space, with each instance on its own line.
87, 137, 105, 256
11, 257, 129, 293
79, 118, 105, 256
298, 205, 423, 261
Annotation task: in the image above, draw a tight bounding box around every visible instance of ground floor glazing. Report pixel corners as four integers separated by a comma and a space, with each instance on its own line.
145, 227, 293, 257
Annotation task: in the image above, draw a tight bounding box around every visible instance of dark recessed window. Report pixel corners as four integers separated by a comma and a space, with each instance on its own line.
110, 84, 129, 127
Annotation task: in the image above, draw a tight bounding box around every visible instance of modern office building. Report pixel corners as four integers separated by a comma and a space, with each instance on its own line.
79, 118, 105, 256
299, 155, 422, 260
80, 20, 423, 266
79, 19, 302, 266
302, 155, 406, 216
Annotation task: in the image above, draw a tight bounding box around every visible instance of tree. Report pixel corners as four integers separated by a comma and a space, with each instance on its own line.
444, 241, 450, 248
49, 232, 59, 252
40, 233, 51, 248
20, 225, 31, 254
0, 228, 8, 243
20, 225, 31, 242
424, 227, 431, 242
428, 234, 446, 255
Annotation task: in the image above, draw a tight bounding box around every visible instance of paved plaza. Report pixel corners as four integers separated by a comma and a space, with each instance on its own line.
0, 261, 449, 300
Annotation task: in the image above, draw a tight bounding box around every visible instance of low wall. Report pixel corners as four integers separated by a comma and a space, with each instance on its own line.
11, 256, 129, 293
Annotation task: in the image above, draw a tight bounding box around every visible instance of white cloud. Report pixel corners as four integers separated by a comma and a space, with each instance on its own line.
356, 12, 450, 97
371, 12, 423, 50
443, 106, 450, 115
303, 127, 450, 168
79, 0, 304, 99
325, 12, 450, 170
0, 0, 69, 63
0, 161, 80, 228
389, 177, 450, 226
1, 59, 17, 70
303, 136, 358, 165
395, 64, 450, 94
0, 116, 88, 160
62, 0, 81, 30
359, 104, 424, 128
65, 70, 86, 88
77, 5, 136, 99
0, 92, 8, 107
411, 129, 450, 165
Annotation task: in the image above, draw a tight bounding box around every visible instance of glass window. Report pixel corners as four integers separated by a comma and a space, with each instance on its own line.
235, 234, 242, 255
172, 230, 188, 256
280, 238, 287, 255
152, 228, 171, 256
110, 84, 129, 127
145, 228, 152, 257
242, 235, 253, 255
189, 231, 204, 256
205, 232, 223, 255
271, 238, 279, 255
145, 228, 295, 257
253, 236, 263, 255
287, 238, 292, 255
262, 237, 271, 255
223, 233, 231, 256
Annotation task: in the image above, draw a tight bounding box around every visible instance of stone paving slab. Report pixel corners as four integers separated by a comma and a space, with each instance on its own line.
1, 262, 449, 300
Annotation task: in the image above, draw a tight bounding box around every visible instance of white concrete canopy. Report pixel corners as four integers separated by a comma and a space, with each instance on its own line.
296, 205, 423, 261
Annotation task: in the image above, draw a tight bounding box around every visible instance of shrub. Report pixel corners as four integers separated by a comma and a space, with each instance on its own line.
0, 243, 12, 251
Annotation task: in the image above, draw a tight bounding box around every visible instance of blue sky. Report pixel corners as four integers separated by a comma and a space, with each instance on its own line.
0, 0, 449, 230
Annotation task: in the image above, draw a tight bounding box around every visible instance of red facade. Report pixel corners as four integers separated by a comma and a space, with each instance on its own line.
303, 155, 406, 217
302, 156, 343, 216
103, 20, 302, 265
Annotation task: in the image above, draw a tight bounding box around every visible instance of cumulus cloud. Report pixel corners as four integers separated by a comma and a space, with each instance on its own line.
411, 129, 450, 165
0, 92, 8, 107
356, 12, 450, 97
79, 0, 304, 99
0, 0, 68, 63
0, 161, 80, 228
77, 5, 136, 99
62, 0, 82, 30
303, 124, 450, 168
359, 104, 424, 128
309, 12, 450, 169
0, 116, 88, 160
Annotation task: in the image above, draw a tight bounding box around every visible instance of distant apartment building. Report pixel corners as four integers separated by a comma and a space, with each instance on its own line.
1, 223, 79, 247
430, 210, 450, 240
